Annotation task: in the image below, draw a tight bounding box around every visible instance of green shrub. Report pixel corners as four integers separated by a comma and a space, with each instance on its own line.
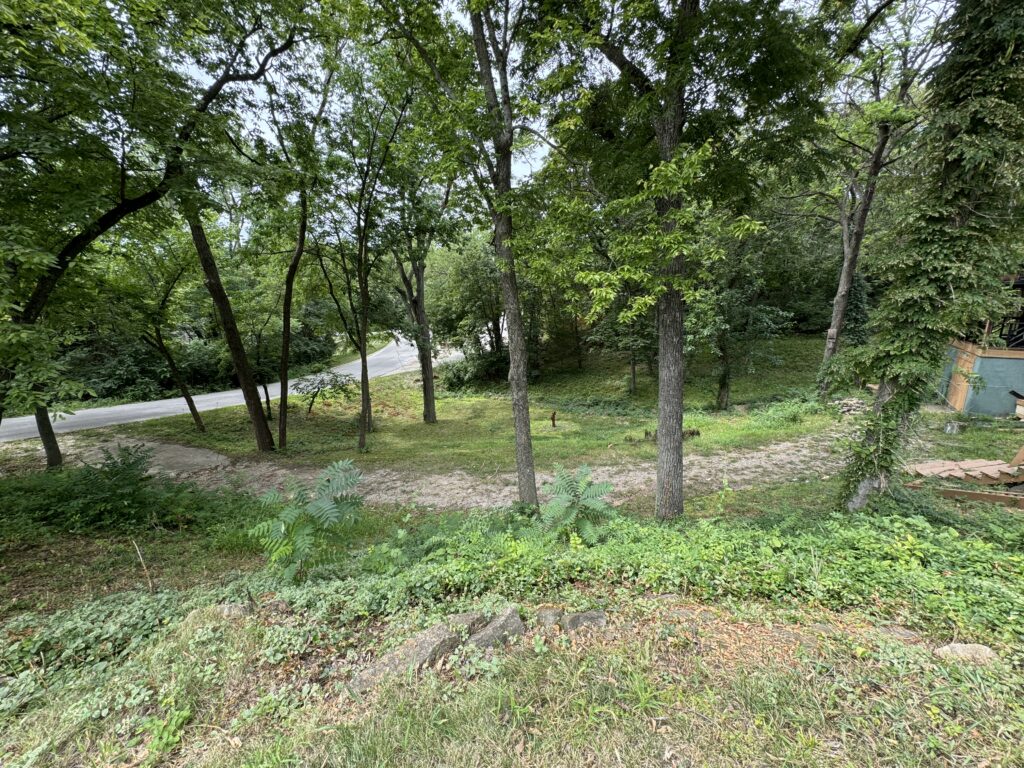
250, 461, 363, 581
439, 352, 510, 390
751, 398, 822, 427
0, 447, 258, 536
538, 466, 617, 545
293, 370, 356, 414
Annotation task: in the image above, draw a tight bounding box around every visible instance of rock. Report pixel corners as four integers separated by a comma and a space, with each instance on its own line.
536, 606, 564, 629
830, 398, 868, 416
934, 643, 998, 665
261, 599, 292, 615
447, 611, 488, 635
217, 602, 252, 619
559, 610, 607, 633
468, 606, 526, 649
350, 623, 463, 693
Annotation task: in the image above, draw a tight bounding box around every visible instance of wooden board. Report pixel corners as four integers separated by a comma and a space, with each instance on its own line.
908, 459, 1023, 485
930, 487, 1024, 509
905, 480, 1024, 509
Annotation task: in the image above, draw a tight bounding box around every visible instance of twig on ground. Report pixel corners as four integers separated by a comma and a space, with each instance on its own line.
131, 538, 154, 593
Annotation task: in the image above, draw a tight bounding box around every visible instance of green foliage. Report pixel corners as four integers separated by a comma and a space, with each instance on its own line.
250, 461, 363, 581
538, 466, 617, 545
0, 446, 254, 534
845, 0, 1024, 497
0, 590, 191, 718
293, 370, 356, 414
438, 352, 510, 391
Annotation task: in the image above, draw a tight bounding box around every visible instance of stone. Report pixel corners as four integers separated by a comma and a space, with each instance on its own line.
350, 623, 463, 693
468, 606, 526, 649
559, 610, 607, 633
536, 606, 564, 629
261, 599, 292, 615
447, 611, 488, 635
934, 643, 998, 665
217, 602, 252, 619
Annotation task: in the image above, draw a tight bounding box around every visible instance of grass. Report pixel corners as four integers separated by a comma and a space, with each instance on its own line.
2, 476, 1022, 766
110, 335, 837, 475
5, 334, 1024, 766
912, 411, 1024, 462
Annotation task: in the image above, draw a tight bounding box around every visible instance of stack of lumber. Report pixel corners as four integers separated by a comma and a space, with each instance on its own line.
907, 453, 1024, 508
908, 459, 1024, 485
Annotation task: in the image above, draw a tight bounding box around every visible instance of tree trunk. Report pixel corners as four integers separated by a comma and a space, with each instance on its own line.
716, 351, 731, 411
357, 241, 373, 450
185, 207, 275, 452
35, 405, 62, 469
469, 9, 537, 506
261, 381, 273, 421
655, 282, 685, 519
151, 329, 205, 432
846, 378, 898, 511
491, 318, 503, 356
820, 122, 892, 394
396, 257, 437, 424
495, 206, 538, 505
574, 316, 584, 370
279, 189, 308, 449
414, 302, 437, 424
629, 352, 637, 395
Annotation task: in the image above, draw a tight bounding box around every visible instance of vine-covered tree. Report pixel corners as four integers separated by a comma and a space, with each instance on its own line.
845, 0, 1024, 509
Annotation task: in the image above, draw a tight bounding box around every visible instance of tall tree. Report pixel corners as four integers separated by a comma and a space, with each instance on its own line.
384, 0, 542, 504
817, 0, 947, 391
1, 0, 299, 450
266, 55, 338, 449
315, 47, 409, 450
183, 200, 276, 452
844, 0, 1024, 508
540, 0, 827, 517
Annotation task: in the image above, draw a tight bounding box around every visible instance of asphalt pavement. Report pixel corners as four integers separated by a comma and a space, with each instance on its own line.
0, 338, 456, 442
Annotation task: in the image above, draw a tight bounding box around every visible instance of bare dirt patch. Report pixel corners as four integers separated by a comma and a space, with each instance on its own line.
3, 428, 846, 509
188, 429, 846, 508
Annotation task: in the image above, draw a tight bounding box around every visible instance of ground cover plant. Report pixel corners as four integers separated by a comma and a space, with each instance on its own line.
3, 0, 1024, 764
2, 478, 1022, 766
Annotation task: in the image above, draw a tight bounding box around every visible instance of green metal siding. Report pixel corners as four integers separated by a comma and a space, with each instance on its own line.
963, 356, 1024, 416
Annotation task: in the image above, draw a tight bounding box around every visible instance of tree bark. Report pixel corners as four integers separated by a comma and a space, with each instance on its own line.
494, 208, 538, 505
357, 240, 373, 450
397, 257, 437, 423
716, 347, 731, 411
148, 328, 205, 432
279, 189, 308, 448
846, 378, 897, 510
491, 318, 503, 356
413, 299, 437, 423
185, 207, 275, 452
655, 282, 685, 519
35, 405, 62, 469
820, 122, 892, 393
470, 9, 538, 506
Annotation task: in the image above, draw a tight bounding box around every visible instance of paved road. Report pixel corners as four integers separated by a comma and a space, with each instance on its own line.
0, 339, 458, 442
